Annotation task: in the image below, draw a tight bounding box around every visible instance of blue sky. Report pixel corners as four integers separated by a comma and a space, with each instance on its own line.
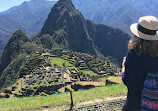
0, 0, 58, 12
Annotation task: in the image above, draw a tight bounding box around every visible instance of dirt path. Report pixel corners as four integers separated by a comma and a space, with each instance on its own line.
76, 96, 126, 106
39, 96, 126, 111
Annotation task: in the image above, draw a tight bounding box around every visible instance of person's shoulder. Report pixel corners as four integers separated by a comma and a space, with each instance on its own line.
126, 49, 136, 56
127, 49, 149, 57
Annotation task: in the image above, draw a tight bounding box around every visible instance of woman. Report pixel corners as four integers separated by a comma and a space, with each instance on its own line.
122, 16, 158, 111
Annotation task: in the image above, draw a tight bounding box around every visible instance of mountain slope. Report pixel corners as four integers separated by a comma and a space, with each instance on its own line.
0, 0, 56, 54
6, 0, 57, 37
0, 29, 43, 89
0, 30, 31, 74
86, 20, 129, 63
72, 0, 142, 34
72, 0, 158, 34
0, 30, 43, 75
0, 15, 24, 54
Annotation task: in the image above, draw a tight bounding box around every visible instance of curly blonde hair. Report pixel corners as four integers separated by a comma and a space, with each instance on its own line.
128, 35, 158, 57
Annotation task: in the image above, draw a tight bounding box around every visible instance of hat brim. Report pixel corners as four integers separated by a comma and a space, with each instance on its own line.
130, 23, 158, 40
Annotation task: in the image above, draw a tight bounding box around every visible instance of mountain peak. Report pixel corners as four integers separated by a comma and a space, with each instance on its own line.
40, 0, 81, 36
0, 30, 31, 75
52, 0, 75, 12
39, 0, 96, 55
10, 29, 29, 40
57, 0, 74, 6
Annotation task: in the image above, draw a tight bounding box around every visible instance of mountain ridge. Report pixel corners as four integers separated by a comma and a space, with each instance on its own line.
72, 0, 158, 34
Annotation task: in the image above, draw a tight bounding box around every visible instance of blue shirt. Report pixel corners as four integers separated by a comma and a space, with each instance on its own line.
122, 50, 158, 105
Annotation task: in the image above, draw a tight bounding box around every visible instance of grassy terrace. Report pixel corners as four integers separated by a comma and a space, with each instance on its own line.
0, 84, 127, 111
51, 57, 75, 68
108, 76, 123, 84
80, 70, 98, 76
99, 76, 123, 83
50, 57, 98, 76
50, 57, 76, 68
99, 77, 107, 82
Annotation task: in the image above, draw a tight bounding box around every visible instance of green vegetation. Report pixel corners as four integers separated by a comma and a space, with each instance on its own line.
0, 52, 46, 90
19, 53, 46, 77
80, 70, 97, 76
50, 56, 98, 76
0, 30, 44, 89
50, 57, 75, 68
88, 60, 100, 66
0, 1, 129, 111
99, 77, 107, 82
0, 30, 31, 75
20, 42, 43, 55
107, 76, 123, 84
0, 1, 127, 108
0, 84, 127, 111
0, 54, 26, 90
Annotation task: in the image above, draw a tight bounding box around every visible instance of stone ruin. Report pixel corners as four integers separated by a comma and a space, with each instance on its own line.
13, 62, 101, 96
1, 51, 121, 98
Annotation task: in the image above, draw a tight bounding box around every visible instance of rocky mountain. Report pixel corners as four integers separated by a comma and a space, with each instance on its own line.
0, 0, 56, 54
34, 0, 130, 63
37, 0, 96, 55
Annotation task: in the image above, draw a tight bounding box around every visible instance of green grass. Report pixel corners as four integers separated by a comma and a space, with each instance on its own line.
99, 77, 107, 82
50, 57, 75, 68
88, 61, 100, 66
108, 76, 123, 84
80, 70, 97, 76
0, 84, 127, 111
50, 57, 97, 76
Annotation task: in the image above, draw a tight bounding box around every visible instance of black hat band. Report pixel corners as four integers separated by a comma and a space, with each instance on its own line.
138, 24, 157, 35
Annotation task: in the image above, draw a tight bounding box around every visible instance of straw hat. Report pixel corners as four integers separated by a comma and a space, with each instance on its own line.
130, 16, 158, 40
